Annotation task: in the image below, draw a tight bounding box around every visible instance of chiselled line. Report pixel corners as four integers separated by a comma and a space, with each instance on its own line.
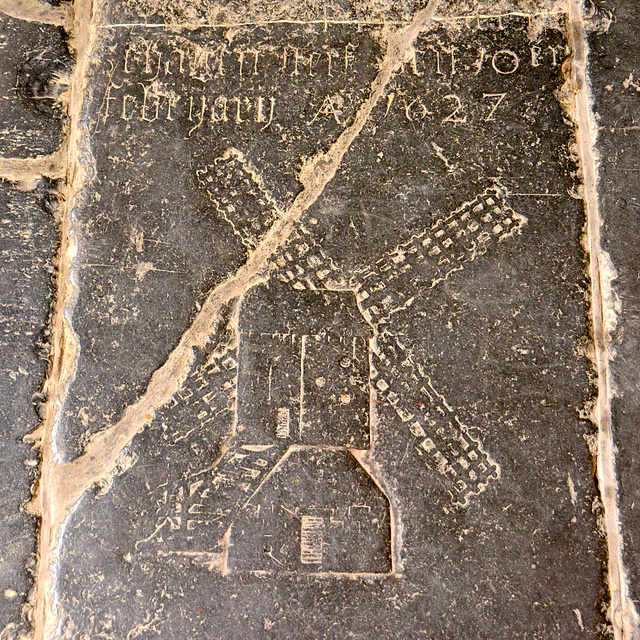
28, 0, 94, 639
45, 0, 442, 550
0, 148, 66, 189
102, 10, 564, 30
0, 0, 71, 27
567, 2, 640, 639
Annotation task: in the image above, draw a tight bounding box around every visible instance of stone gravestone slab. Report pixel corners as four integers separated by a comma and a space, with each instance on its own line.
32, 1, 611, 638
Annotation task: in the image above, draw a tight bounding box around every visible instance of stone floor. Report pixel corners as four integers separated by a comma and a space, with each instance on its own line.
0, 1, 638, 639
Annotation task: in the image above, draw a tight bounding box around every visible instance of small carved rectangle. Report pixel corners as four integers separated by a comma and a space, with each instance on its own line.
276, 407, 290, 438
300, 516, 324, 565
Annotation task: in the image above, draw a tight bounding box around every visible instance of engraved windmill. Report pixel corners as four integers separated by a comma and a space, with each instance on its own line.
150, 149, 527, 575
231, 283, 393, 575
271, 184, 526, 507
158, 150, 393, 576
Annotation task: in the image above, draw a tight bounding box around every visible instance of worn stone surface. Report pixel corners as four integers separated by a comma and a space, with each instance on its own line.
37, 3, 610, 639
589, 0, 640, 614
0, 181, 57, 638
0, 15, 68, 158
0, 11, 67, 640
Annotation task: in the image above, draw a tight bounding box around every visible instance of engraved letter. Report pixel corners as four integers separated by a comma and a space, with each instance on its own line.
482, 93, 506, 121
256, 96, 275, 130
123, 45, 134, 74
473, 47, 486, 76
140, 83, 160, 122
143, 40, 153, 74
491, 50, 520, 75
547, 45, 564, 67
309, 95, 343, 125
210, 95, 228, 123
442, 94, 467, 124
188, 95, 207, 135
308, 52, 320, 77
282, 46, 300, 76
170, 48, 186, 74
101, 78, 121, 124
325, 48, 336, 77
230, 96, 249, 124
121, 94, 134, 121
404, 97, 427, 121
385, 92, 395, 117
235, 49, 246, 77
344, 43, 357, 74
249, 49, 259, 75
530, 45, 542, 68
404, 48, 422, 76
166, 94, 180, 121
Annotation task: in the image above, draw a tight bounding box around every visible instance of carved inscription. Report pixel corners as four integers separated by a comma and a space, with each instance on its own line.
97, 23, 566, 134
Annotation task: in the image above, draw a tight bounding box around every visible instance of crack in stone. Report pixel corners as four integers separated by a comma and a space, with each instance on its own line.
566, 2, 640, 639
0, 148, 67, 190
31, 1, 442, 636
28, 0, 95, 638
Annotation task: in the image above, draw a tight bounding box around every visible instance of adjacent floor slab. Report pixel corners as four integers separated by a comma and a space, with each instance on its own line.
0, 12, 67, 640
589, 0, 640, 619
0, 182, 57, 639
0, 15, 67, 158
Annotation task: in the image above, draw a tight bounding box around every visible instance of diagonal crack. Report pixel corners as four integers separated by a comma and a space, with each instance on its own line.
48, 0, 442, 531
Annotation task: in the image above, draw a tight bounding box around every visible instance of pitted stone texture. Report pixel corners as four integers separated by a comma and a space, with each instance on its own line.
0, 182, 56, 638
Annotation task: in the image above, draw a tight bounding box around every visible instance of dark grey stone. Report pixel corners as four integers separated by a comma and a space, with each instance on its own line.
589, 0, 640, 613
0, 16, 68, 158
0, 181, 57, 637
0, 13, 67, 638
48, 7, 610, 639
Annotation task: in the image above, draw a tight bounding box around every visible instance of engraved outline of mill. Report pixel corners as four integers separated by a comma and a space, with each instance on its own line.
140, 22, 529, 577
150, 175, 524, 576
